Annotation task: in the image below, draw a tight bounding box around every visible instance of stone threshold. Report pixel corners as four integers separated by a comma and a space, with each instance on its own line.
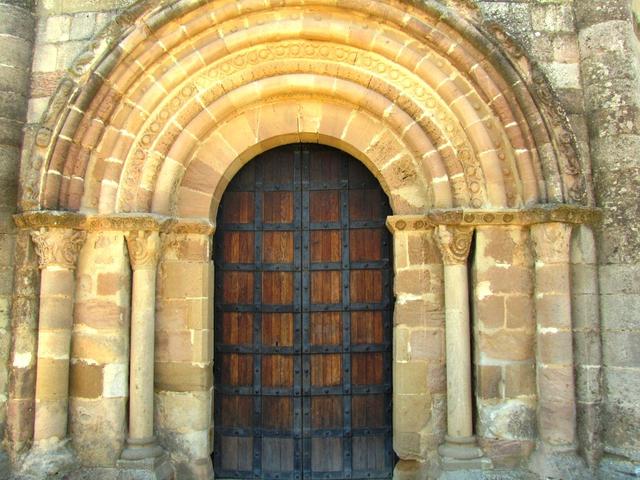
438, 469, 538, 480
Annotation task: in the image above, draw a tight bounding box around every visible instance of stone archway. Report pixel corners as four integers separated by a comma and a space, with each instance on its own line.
8, 1, 600, 480
26, 0, 587, 216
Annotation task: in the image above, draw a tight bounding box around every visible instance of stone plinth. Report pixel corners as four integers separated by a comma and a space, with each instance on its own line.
116, 454, 173, 480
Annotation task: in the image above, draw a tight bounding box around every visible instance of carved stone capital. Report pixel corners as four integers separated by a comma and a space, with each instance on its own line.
30, 228, 86, 270
125, 230, 161, 271
530, 222, 573, 264
435, 225, 474, 265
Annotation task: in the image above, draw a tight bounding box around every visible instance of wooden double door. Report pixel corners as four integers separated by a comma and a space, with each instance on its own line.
213, 144, 394, 479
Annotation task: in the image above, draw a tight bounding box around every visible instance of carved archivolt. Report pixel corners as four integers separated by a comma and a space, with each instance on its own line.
23, 0, 588, 219
118, 40, 490, 213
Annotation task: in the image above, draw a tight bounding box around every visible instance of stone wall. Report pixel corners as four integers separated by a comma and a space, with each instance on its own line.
473, 226, 536, 467
27, 0, 121, 124
392, 226, 446, 478
1, 0, 639, 479
576, 0, 640, 477
0, 0, 35, 471
155, 232, 213, 478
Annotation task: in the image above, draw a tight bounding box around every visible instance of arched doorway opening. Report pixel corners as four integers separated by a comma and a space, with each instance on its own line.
213, 144, 395, 479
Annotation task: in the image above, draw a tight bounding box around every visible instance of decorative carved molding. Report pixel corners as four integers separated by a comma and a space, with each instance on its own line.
30, 228, 86, 270
21, 78, 77, 211
87, 215, 160, 232
14, 212, 215, 236
125, 230, 161, 271
530, 67, 586, 205
16, 211, 85, 230
16, 206, 596, 239
482, 20, 587, 206
530, 222, 573, 264
386, 205, 601, 233
435, 225, 474, 266
118, 38, 489, 211
162, 218, 216, 235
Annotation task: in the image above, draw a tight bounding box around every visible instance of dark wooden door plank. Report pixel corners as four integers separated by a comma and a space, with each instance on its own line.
214, 144, 393, 480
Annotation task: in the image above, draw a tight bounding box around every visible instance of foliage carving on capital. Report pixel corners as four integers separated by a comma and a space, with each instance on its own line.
125, 230, 161, 271
435, 225, 474, 265
30, 228, 86, 270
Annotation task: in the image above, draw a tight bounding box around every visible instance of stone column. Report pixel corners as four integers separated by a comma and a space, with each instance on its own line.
570, 225, 602, 468
435, 225, 490, 470
70, 231, 131, 467
0, 0, 36, 467
118, 230, 172, 479
529, 222, 587, 479
23, 227, 85, 475
5, 230, 39, 459
2, 0, 36, 467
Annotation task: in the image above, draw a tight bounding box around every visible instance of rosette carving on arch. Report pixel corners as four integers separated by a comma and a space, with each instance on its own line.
30, 228, 86, 270
125, 230, 161, 271
435, 225, 474, 265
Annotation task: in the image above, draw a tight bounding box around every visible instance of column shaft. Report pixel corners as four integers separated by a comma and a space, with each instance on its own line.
30, 228, 85, 444
5, 230, 39, 455
17, 228, 85, 479
443, 263, 473, 438
129, 267, 157, 441
435, 225, 489, 468
120, 230, 166, 469
571, 225, 602, 467
33, 268, 75, 442
529, 222, 587, 478
531, 223, 576, 446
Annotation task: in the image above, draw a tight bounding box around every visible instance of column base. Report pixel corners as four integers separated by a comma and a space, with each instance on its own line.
18, 438, 77, 479
173, 457, 214, 480
119, 436, 165, 461
528, 442, 589, 480
599, 454, 640, 479
0, 448, 9, 476
438, 436, 492, 471
116, 455, 173, 480
393, 459, 428, 480
117, 437, 173, 480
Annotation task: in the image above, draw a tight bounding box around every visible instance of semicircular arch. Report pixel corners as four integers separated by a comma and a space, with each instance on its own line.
25, 0, 589, 219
